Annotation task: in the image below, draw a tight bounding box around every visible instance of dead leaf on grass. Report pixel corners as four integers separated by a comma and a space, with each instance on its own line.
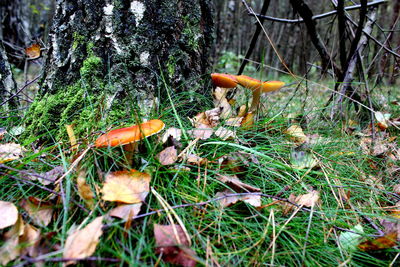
0, 216, 24, 265
154, 224, 197, 267
375, 111, 391, 130
216, 174, 260, 192
102, 170, 150, 203
20, 197, 53, 227
284, 125, 307, 143
63, 216, 103, 266
358, 232, 397, 251
225, 117, 243, 127
20, 223, 41, 257
214, 127, 236, 140
161, 128, 182, 143
215, 190, 261, 208
77, 169, 95, 209
27, 165, 64, 185
188, 124, 213, 140
281, 190, 320, 215
0, 201, 18, 230
0, 143, 25, 163
109, 203, 142, 221
157, 146, 178, 165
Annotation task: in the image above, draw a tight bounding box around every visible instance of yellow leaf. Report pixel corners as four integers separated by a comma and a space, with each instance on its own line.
101, 170, 150, 203
0, 143, 25, 163
284, 125, 307, 143
63, 216, 103, 265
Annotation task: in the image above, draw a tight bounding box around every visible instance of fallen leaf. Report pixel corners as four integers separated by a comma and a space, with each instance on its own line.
216, 174, 260, 192
77, 170, 95, 209
20, 197, 53, 227
161, 127, 182, 143
25, 43, 41, 59
290, 150, 318, 169
154, 224, 197, 267
295, 190, 320, 207
213, 87, 232, 119
188, 124, 213, 140
0, 216, 24, 265
0, 143, 25, 163
109, 203, 142, 221
358, 232, 397, 251
20, 223, 41, 257
215, 189, 261, 208
185, 154, 206, 165
284, 125, 307, 143
214, 127, 236, 140
0, 201, 18, 230
360, 137, 389, 156
157, 146, 178, 165
63, 216, 103, 265
375, 111, 391, 130
102, 170, 150, 203
225, 117, 243, 127
28, 165, 64, 185
241, 112, 254, 128
338, 224, 364, 252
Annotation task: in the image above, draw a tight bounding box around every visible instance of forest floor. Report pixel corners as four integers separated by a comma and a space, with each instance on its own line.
1, 71, 400, 266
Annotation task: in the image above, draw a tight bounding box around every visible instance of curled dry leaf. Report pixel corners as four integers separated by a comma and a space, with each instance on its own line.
154, 224, 197, 267
25, 43, 41, 59
157, 146, 178, 165
216, 174, 260, 192
215, 190, 261, 208
358, 232, 397, 251
215, 127, 236, 140
188, 124, 213, 140
63, 216, 104, 266
213, 87, 232, 119
109, 203, 142, 221
0, 216, 24, 265
77, 170, 95, 209
161, 127, 182, 143
284, 125, 307, 143
0, 143, 25, 163
102, 170, 150, 203
20, 197, 53, 227
281, 190, 320, 215
0, 201, 18, 230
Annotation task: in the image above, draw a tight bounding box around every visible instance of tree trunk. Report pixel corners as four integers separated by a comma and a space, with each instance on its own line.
24, 0, 214, 143
0, 41, 18, 110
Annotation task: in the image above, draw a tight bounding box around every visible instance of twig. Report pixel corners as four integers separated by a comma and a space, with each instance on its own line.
252, 0, 386, 23
14, 256, 120, 267
0, 74, 41, 107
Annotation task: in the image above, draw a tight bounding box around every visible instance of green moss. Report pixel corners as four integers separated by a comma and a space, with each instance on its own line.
80, 55, 103, 80
72, 32, 85, 50
166, 54, 177, 78
182, 15, 201, 50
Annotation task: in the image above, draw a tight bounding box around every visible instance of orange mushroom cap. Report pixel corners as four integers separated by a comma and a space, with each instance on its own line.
95, 119, 165, 148
211, 73, 238, 88
260, 81, 285, 92
236, 75, 262, 91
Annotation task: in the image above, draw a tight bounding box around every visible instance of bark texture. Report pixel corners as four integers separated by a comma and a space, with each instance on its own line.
0, 41, 17, 110
25, 0, 214, 142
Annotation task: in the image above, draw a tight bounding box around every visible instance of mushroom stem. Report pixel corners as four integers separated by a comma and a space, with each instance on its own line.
250, 89, 261, 112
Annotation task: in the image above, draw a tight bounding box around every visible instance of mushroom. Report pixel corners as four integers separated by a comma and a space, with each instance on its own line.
236, 75, 285, 112
211, 73, 238, 88
95, 119, 165, 148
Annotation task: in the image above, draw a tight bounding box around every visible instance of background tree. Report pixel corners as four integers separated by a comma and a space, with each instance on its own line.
22, 0, 214, 142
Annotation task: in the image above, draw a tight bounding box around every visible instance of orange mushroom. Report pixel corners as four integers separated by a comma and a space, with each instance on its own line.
236, 75, 284, 112
95, 119, 165, 148
211, 73, 238, 88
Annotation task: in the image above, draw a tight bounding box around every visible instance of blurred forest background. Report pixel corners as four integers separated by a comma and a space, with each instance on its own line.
2, 0, 399, 83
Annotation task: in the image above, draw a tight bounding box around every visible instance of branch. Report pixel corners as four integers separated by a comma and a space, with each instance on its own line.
252, 0, 386, 23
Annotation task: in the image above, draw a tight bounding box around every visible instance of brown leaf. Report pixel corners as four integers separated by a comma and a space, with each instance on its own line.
20, 223, 41, 257
0, 216, 24, 265
25, 43, 41, 59
284, 125, 307, 143
27, 165, 64, 185
63, 216, 104, 265
358, 232, 397, 251
0, 201, 18, 230
185, 154, 206, 165
215, 189, 261, 208
109, 203, 142, 220
154, 224, 197, 267
225, 117, 243, 127
188, 124, 213, 140
295, 190, 320, 207
214, 127, 236, 140
102, 170, 150, 203
161, 127, 182, 143
20, 197, 53, 227
0, 143, 25, 163
77, 170, 95, 209
216, 174, 260, 192
157, 146, 178, 165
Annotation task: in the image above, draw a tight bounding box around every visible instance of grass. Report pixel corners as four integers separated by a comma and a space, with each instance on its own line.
1, 75, 400, 266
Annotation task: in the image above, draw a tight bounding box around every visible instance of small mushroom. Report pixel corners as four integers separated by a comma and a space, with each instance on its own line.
95, 119, 165, 148
236, 75, 284, 112
211, 73, 238, 88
